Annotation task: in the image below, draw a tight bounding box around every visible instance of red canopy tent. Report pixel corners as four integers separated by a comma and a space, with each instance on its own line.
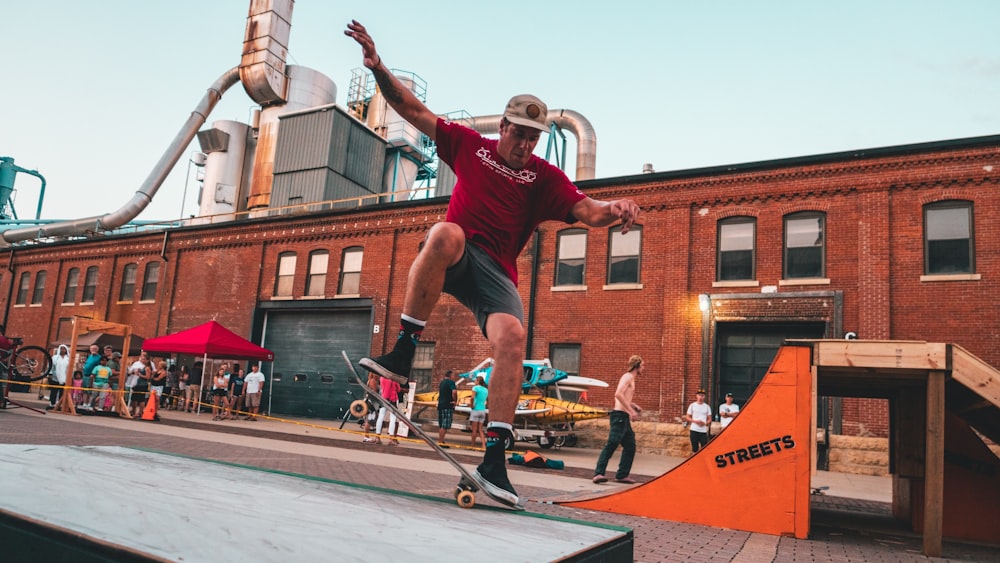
142, 321, 273, 414
142, 321, 273, 361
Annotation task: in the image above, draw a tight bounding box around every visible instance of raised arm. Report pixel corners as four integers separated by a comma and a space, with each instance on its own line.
345, 20, 439, 140
570, 197, 641, 233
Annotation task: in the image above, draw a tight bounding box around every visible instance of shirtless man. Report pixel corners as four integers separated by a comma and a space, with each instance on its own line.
592, 355, 643, 484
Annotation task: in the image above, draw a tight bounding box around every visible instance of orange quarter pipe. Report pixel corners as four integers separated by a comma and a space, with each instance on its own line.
562, 344, 814, 538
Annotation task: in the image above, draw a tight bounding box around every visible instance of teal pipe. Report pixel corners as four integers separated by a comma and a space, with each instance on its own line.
0, 157, 47, 220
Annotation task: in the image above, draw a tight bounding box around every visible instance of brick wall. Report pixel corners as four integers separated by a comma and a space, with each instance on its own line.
1, 138, 997, 440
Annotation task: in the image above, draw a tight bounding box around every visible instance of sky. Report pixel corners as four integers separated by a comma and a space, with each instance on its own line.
3, 0, 998, 222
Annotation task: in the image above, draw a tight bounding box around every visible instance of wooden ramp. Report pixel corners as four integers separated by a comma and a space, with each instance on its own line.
563, 340, 1000, 557
0, 445, 631, 563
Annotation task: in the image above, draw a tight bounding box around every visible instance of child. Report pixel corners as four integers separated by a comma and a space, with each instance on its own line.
71, 370, 84, 406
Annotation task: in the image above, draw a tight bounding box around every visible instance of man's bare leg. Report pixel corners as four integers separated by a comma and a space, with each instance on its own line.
482, 313, 526, 427
360, 222, 464, 383
472, 312, 526, 507
401, 222, 465, 320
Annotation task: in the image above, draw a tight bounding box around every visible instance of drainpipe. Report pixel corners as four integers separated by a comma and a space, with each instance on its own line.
526, 229, 541, 357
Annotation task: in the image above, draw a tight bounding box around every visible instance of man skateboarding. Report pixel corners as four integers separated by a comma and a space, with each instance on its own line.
345, 20, 641, 507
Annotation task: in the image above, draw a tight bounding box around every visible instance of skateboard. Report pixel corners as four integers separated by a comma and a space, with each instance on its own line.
341, 351, 523, 510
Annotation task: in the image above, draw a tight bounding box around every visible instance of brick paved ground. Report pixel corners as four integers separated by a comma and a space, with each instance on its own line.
1, 405, 996, 562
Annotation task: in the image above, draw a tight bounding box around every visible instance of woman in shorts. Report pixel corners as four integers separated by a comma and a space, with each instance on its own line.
210, 367, 230, 420
469, 375, 489, 448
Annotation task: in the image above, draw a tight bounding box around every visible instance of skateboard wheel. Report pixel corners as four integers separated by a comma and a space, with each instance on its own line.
349, 400, 368, 418
456, 489, 475, 508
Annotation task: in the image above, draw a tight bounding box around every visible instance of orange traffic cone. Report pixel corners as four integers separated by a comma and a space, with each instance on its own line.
141, 389, 158, 421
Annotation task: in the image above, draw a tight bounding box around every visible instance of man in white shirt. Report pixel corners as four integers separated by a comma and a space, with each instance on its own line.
684, 389, 712, 453
243, 363, 266, 421
719, 392, 740, 430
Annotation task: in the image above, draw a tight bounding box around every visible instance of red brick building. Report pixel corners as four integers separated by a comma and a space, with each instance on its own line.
2, 134, 997, 438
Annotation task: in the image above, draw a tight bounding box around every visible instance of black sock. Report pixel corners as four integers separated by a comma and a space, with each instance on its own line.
393, 320, 423, 353
484, 427, 512, 464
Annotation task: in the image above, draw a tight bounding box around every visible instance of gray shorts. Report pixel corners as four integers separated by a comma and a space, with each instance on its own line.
442, 242, 523, 337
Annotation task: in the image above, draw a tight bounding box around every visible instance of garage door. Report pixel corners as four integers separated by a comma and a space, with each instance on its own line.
262, 309, 371, 419
715, 321, 826, 408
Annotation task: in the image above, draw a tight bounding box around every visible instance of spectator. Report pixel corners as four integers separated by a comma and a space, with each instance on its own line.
186, 361, 203, 413
88, 356, 112, 411
243, 363, 265, 421
81, 344, 102, 407
48, 345, 70, 410
150, 360, 168, 407
71, 370, 84, 406
719, 392, 740, 430
374, 376, 402, 446
127, 352, 152, 417
437, 369, 458, 448
592, 355, 643, 484
210, 367, 229, 420
470, 375, 488, 448
106, 351, 122, 410
684, 389, 712, 454
177, 365, 190, 411
228, 367, 246, 419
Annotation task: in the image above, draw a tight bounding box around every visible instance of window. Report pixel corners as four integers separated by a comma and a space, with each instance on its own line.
82, 266, 98, 303
717, 218, 756, 281
305, 250, 329, 297
63, 268, 80, 304
783, 212, 825, 279
15, 272, 30, 305
274, 252, 296, 297
338, 247, 363, 295
119, 263, 137, 302
31, 271, 47, 304
410, 341, 436, 392
607, 225, 642, 284
924, 201, 974, 274
141, 262, 160, 301
555, 229, 587, 286
549, 344, 581, 377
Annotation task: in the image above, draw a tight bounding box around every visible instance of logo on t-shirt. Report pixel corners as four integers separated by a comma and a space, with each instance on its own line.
475, 147, 537, 184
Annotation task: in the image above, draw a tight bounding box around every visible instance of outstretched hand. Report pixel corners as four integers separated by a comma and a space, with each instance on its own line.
610, 199, 641, 233
344, 20, 381, 69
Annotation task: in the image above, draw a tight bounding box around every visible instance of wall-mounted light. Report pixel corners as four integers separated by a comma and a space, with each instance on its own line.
698, 293, 711, 312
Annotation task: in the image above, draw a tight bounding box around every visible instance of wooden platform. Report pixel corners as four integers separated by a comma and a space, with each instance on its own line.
0, 445, 631, 562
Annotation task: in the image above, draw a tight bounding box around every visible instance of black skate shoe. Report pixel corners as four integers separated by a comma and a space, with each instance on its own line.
359, 348, 412, 386
473, 461, 521, 509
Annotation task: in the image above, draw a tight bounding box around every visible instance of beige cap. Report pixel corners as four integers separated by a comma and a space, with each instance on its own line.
503, 94, 549, 132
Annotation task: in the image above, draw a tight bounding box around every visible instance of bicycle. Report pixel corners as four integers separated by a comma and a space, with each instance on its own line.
0, 337, 55, 411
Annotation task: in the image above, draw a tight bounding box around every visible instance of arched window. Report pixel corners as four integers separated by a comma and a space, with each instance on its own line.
338, 247, 363, 295
31, 271, 47, 305
63, 267, 80, 305
783, 212, 825, 279
717, 217, 756, 281
274, 252, 296, 297
924, 201, 974, 274
306, 250, 329, 297
119, 263, 138, 302
555, 228, 587, 286
141, 262, 160, 301
82, 266, 99, 303
607, 225, 642, 284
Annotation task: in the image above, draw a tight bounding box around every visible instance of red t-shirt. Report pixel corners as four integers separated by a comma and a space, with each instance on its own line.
436, 119, 586, 285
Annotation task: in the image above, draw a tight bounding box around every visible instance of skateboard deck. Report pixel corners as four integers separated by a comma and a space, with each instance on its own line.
341, 351, 523, 510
